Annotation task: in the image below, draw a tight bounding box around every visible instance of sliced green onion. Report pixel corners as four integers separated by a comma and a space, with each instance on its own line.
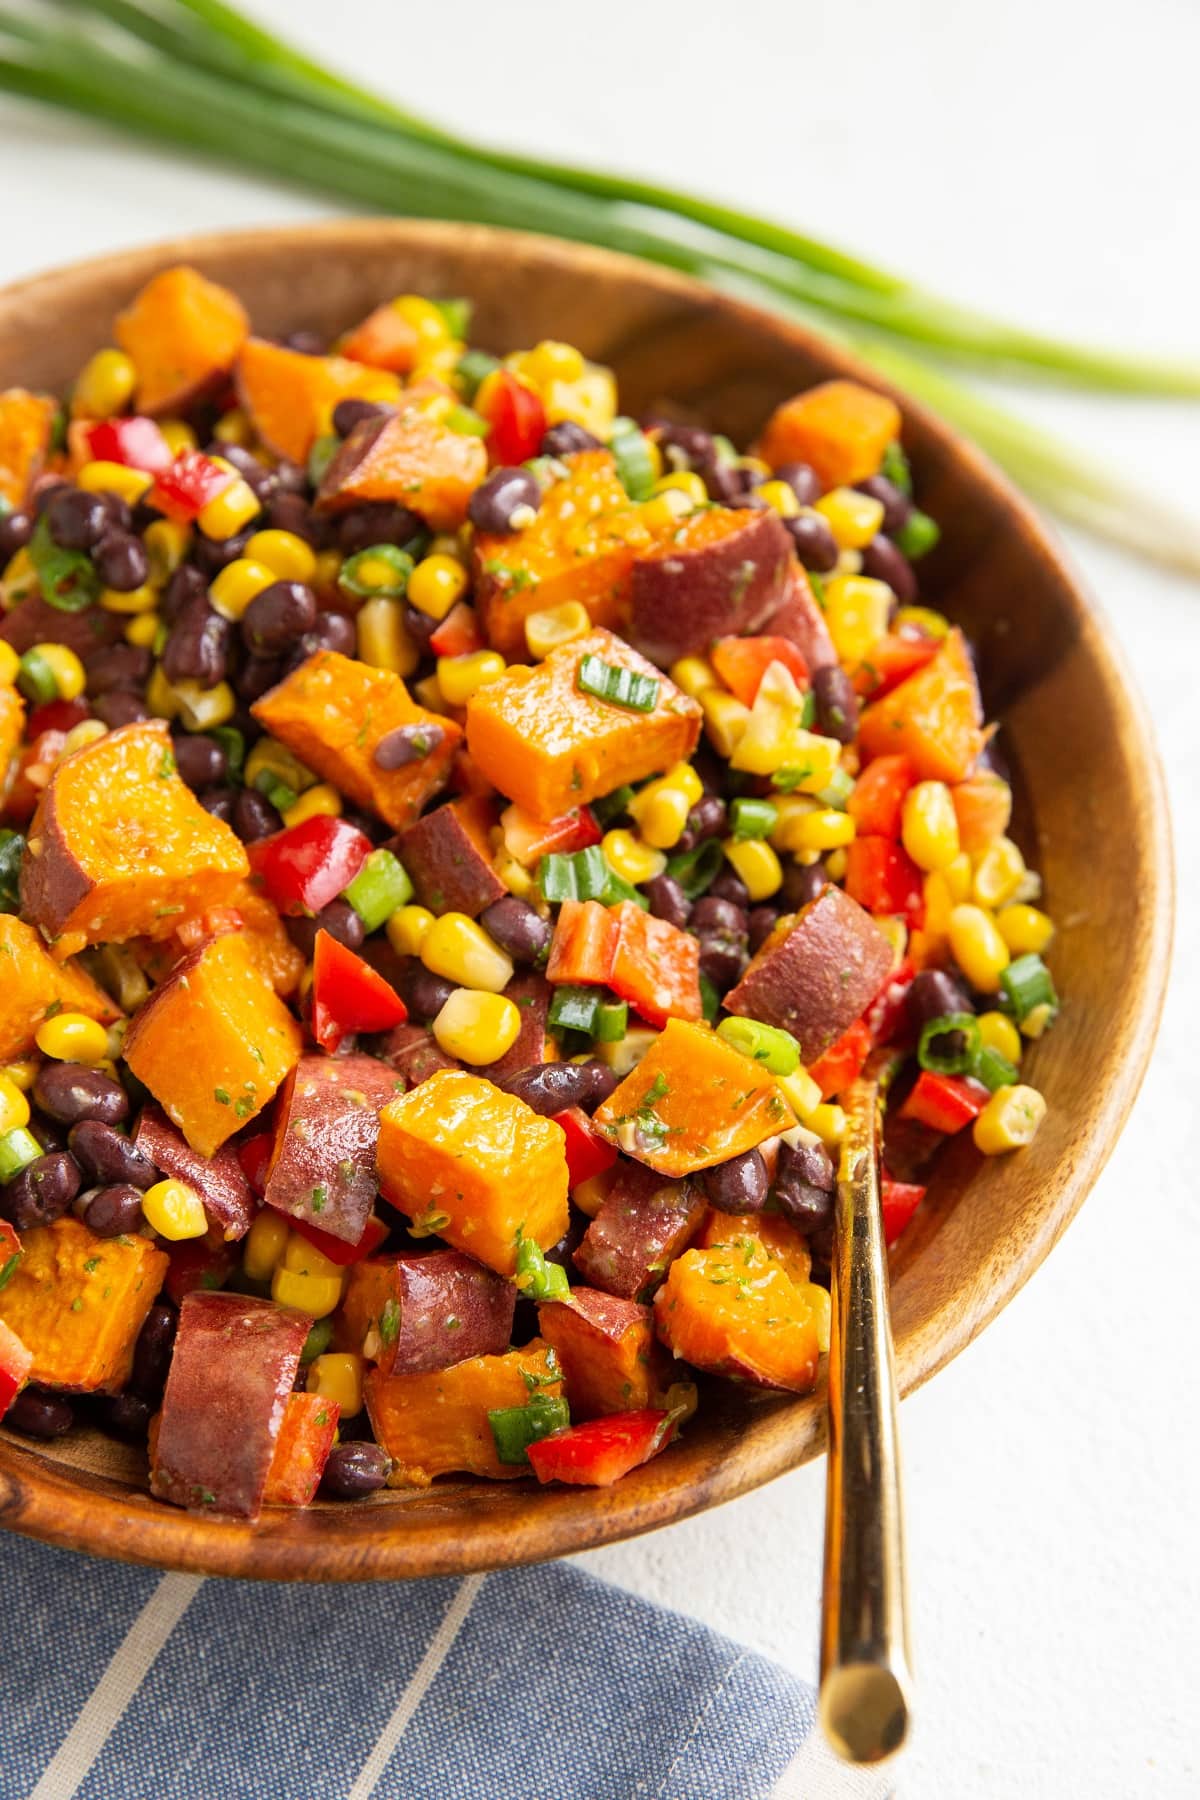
608, 420, 658, 501
17, 647, 58, 706
815, 767, 855, 810
254, 771, 298, 815
600, 871, 650, 911
209, 725, 245, 783
306, 432, 340, 488
0, 1247, 21, 1292
343, 847, 413, 932
0, 1126, 41, 1182
716, 1015, 801, 1075
456, 348, 500, 400
488, 1393, 570, 1465
577, 653, 659, 713
513, 1237, 571, 1302
881, 441, 912, 496
339, 543, 413, 600
1000, 954, 1058, 1024
27, 513, 99, 614
730, 798, 779, 840
434, 296, 472, 339
539, 844, 610, 903
548, 985, 627, 1041
917, 1012, 982, 1076
665, 838, 725, 899
894, 508, 940, 560
0, 830, 23, 912
698, 972, 720, 1025
971, 1044, 1020, 1093
443, 402, 489, 437
299, 1317, 334, 1364
590, 784, 634, 827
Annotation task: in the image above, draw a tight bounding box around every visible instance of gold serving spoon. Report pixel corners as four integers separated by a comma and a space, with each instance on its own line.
819, 1059, 913, 1764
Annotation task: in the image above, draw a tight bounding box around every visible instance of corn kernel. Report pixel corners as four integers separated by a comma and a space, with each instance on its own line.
282, 783, 342, 829
356, 597, 419, 676
640, 492, 693, 532
756, 479, 802, 519
433, 988, 522, 1065
807, 1103, 847, 1148
0, 1074, 30, 1135
739, 457, 771, 481
778, 1066, 822, 1120
413, 673, 448, 714
943, 851, 973, 903
823, 574, 892, 664
158, 419, 198, 457
731, 662, 838, 780
700, 687, 751, 759
307, 1351, 364, 1417
62, 719, 106, 756
2, 547, 37, 606
670, 762, 705, 808
602, 829, 667, 886
973, 1084, 1046, 1155
142, 1177, 208, 1241
494, 845, 536, 899
544, 364, 617, 437
977, 1011, 1022, 1065
387, 904, 435, 958
213, 407, 252, 447
35, 1012, 110, 1064
145, 664, 178, 720
77, 460, 153, 505
525, 601, 591, 660
815, 487, 886, 550
125, 611, 162, 649
197, 461, 261, 540
271, 1260, 344, 1319
901, 780, 960, 872
1020, 1002, 1056, 1041
789, 808, 857, 854
526, 339, 586, 385
244, 738, 315, 796
801, 1281, 832, 1353
393, 294, 452, 344
209, 557, 277, 622
571, 1172, 614, 1218
421, 912, 513, 993
408, 553, 469, 620
314, 549, 343, 592
651, 470, 708, 509
0, 641, 18, 687
628, 772, 696, 850
973, 836, 1026, 909
99, 581, 159, 616
143, 519, 191, 584
172, 679, 236, 731
895, 605, 950, 640
722, 837, 783, 901
437, 649, 506, 706
28, 643, 85, 702
596, 1027, 660, 1077
996, 903, 1055, 956
875, 914, 909, 964
1, 1060, 38, 1093
825, 846, 848, 881
669, 656, 721, 700
71, 347, 136, 420
948, 904, 1010, 993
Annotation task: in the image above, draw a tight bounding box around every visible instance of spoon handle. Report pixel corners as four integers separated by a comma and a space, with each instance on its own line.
819, 1069, 913, 1764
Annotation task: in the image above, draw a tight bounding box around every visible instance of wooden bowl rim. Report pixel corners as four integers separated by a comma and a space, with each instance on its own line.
0, 219, 1174, 1581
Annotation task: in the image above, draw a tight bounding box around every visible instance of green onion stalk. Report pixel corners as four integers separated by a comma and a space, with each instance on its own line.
1, 0, 1198, 569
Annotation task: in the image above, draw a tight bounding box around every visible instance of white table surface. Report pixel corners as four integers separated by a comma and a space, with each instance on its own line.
2, 2, 1196, 1793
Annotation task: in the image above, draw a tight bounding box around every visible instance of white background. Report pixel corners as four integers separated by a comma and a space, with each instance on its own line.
1, 2, 1197, 1794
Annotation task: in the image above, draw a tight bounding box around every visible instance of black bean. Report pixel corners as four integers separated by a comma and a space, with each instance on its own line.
7, 1387, 75, 1439
907, 969, 974, 1033
190, 529, 252, 575
211, 442, 277, 502
855, 475, 911, 535
94, 690, 150, 729
401, 603, 439, 650
400, 967, 456, 1022
337, 504, 423, 555
85, 643, 151, 695
747, 905, 780, 953
690, 896, 748, 936
774, 1138, 836, 1230
265, 492, 321, 545
84, 1183, 146, 1237
704, 462, 753, 505
234, 653, 284, 704
1, 1151, 82, 1230
467, 467, 542, 534
373, 722, 446, 770
162, 597, 231, 689
651, 422, 717, 470
241, 580, 317, 654
199, 786, 236, 824
975, 733, 1010, 783
45, 486, 108, 552
494, 1060, 614, 1115
332, 398, 395, 438
92, 531, 150, 593
170, 733, 226, 790
785, 512, 839, 573
100, 491, 133, 533
32, 479, 69, 518
774, 461, 822, 507
34, 1062, 128, 1126
812, 665, 860, 745
321, 1440, 390, 1498
478, 897, 551, 965
69, 1121, 157, 1190
707, 868, 752, 909
540, 422, 602, 456
161, 564, 208, 625
860, 535, 917, 606
286, 899, 365, 960
701, 1147, 769, 1214
0, 509, 32, 560
233, 787, 282, 842
130, 1301, 177, 1401
296, 612, 356, 660
93, 1391, 153, 1441
782, 859, 828, 912
644, 874, 691, 930
696, 934, 749, 992
674, 793, 728, 854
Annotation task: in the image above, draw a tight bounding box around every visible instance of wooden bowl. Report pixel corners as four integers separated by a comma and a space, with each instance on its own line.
0, 222, 1172, 1580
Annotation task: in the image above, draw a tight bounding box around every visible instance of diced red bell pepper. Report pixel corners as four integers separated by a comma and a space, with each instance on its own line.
881, 1171, 926, 1245
710, 635, 809, 707
525, 1408, 677, 1487
26, 698, 90, 740
249, 815, 372, 917
5, 728, 67, 824
237, 1132, 274, 1197
552, 1106, 619, 1189
83, 416, 173, 474
608, 902, 702, 1029
164, 1238, 238, 1306
847, 754, 914, 840
0, 1319, 32, 1418
262, 1390, 341, 1507
844, 836, 925, 923
852, 632, 939, 699
866, 957, 916, 1049
500, 801, 601, 867
311, 930, 407, 1054
476, 368, 547, 466
807, 1017, 872, 1100
149, 449, 235, 524
899, 1070, 989, 1135
428, 602, 484, 660
545, 899, 619, 985
284, 1210, 390, 1267
0, 1220, 22, 1292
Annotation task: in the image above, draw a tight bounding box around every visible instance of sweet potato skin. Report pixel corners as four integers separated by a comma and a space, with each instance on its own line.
264, 1052, 402, 1245
262, 1391, 340, 1507
134, 1104, 257, 1243
0, 1217, 167, 1393
465, 627, 701, 822
857, 628, 984, 783
572, 1158, 705, 1300
0, 593, 123, 661
724, 884, 893, 1062
236, 337, 397, 465
629, 507, 794, 665
537, 1286, 667, 1417
115, 266, 249, 416
756, 380, 901, 491
0, 389, 58, 508
653, 1245, 820, 1392
0, 915, 121, 1062
759, 567, 839, 673
20, 721, 248, 956
340, 1248, 516, 1375
124, 930, 303, 1158
395, 795, 506, 917
483, 970, 554, 1082
376, 1019, 461, 1087
365, 1340, 563, 1485
252, 650, 461, 832
593, 1019, 793, 1177
315, 408, 487, 532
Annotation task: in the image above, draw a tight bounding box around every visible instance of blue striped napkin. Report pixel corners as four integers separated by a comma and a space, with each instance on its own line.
0, 1528, 895, 1799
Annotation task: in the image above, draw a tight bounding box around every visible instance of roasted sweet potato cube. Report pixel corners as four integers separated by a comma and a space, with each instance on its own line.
537, 1287, 667, 1418
252, 650, 461, 832
396, 795, 506, 917
0, 915, 121, 1062
629, 506, 793, 666
723, 884, 892, 1062
0, 1217, 167, 1393
0, 389, 58, 509
124, 930, 302, 1158
756, 380, 901, 492
364, 1340, 563, 1485
593, 1019, 793, 1178
236, 336, 398, 465
264, 1052, 402, 1245
338, 301, 423, 373
134, 1105, 257, 1243
262, 1391, 340, 1507
376, 1069, 569, 1276
339, 1248, 515, 1375
20, 721, 249, 956
654, 1244, 820, 1392
857, 628, 984, 784
697, 1210, 813, 1288
115, 266, 249, 416
315, 407, 487, 532
465, 627, 701, 822
473, 451, 650, 656
572, 1158, 705, 1300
